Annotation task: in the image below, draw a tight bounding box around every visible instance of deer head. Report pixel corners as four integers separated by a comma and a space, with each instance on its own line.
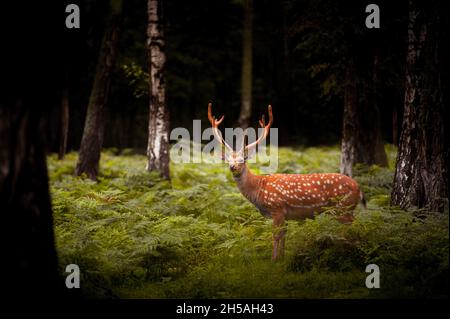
207, 103, 273, 178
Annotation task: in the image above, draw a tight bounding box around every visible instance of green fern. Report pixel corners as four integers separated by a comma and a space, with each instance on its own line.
49, 145, 448, 298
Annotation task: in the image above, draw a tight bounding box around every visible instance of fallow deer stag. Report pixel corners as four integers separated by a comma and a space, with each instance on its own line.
208, 103, 366, 261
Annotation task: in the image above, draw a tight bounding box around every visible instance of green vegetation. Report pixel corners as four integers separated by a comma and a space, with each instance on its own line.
48, 145, 448, 298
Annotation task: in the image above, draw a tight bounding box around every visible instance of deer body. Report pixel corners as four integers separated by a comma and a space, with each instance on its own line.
208, 103, 365, 260
234, 166, 361, 221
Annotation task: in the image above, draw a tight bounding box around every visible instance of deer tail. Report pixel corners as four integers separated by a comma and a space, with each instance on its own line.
359, 190, 367, 209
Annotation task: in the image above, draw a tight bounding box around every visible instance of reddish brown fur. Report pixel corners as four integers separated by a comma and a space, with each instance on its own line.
233, 163, 362, 260
208, 103, 364, 260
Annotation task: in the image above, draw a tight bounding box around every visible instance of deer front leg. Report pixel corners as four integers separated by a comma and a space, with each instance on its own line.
271, 212, 286, 261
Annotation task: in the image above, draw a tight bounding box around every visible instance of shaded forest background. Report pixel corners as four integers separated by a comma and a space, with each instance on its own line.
1, 0, 448, 299
50, 0, 406, 151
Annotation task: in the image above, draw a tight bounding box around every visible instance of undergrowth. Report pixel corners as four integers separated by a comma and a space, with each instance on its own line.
48, 144, 448, 298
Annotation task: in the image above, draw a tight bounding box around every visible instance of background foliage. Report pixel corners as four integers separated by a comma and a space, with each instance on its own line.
51, 0, 406, 151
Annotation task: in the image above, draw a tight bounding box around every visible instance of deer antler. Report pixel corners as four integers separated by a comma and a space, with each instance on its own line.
208, 103, 233, 152
241, 105, 273, 153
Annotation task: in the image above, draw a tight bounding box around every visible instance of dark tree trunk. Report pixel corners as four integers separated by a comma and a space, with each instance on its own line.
146, 0, 170, 179
354, 54, 388, 167
341, 53, 389, 176
237, 0, 253, 129
117, 115, 128, 152
370, 54, 388, 166
75, 1, 122, 180
340, 60, 358, 177
274, 0, 292, 143
0, 103, 61, 297
59, 74, 70, 160
0, 1, 65, 298
391, 0, 448, 212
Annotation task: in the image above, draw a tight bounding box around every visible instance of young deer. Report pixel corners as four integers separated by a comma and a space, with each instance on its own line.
208, 103, 366, 260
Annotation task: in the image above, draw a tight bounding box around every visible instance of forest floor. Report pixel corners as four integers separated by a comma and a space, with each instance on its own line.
48, 145, 448, 298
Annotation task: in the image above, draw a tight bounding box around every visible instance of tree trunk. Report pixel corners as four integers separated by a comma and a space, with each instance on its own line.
274, 0, 292, 143
341, 53, 389, 176
0, 103, 61, 297
59, 74, 70, 160
237, 0, 253, 129
1, 0, 69, 299
75, 1, 122, 180
146, 0, 170, 179
340, 60, 358, 177
354, 54, 388, 167
391, 0, 448, 212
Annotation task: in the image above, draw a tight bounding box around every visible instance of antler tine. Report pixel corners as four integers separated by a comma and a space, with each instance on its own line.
208, 103, 222, 126
245, 105, 273, 152
259, 114, 265, 127
207, 103, 233, 152
266, 105, 273, 126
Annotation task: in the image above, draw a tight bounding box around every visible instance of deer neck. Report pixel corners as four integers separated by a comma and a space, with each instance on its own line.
233, 165, 262, 204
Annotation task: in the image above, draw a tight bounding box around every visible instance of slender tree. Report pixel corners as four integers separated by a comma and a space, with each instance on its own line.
391, 0, 448, 212
340, 71, 389, 177
237, 0, 253, 129
269, 0, 292, 142
75, 0, 122, 180
340, 14, 389, 177
354, 53, 388, 168
340, 60, 358, 176
290, 0, 388, 176
146, 0, 170, 179
59, 73, 70, 160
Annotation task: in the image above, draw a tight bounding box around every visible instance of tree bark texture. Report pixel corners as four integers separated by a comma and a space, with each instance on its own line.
146, 0, 170, 179
340, 61, 358, 177
75, 2, 121, 180
391, 0, 448, 212
237, 0, 253, 129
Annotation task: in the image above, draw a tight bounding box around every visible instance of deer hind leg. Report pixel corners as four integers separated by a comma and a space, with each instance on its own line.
335, 213, 354, 224
271, 213, 286, 261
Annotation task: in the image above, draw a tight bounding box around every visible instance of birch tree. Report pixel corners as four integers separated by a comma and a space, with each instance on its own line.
146, 0, 170, 179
